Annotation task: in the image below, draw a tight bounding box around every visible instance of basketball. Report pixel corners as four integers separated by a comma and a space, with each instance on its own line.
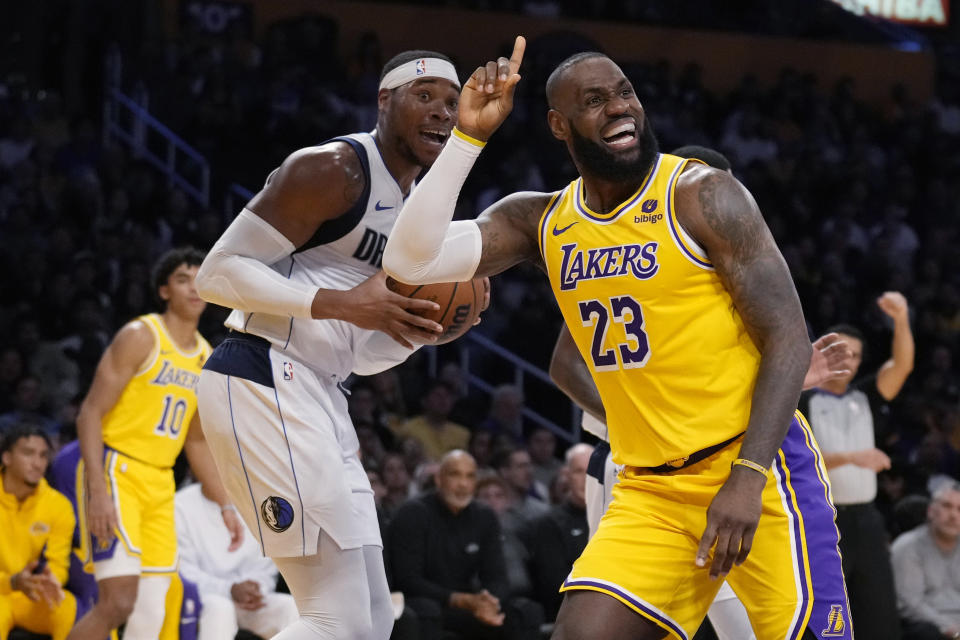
385, 276, 487, 345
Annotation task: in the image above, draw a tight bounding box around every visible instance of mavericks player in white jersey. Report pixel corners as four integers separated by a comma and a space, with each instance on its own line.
194, 51, 464, 640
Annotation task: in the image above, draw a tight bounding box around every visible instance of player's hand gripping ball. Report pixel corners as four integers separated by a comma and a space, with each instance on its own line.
385, 277, 488, 345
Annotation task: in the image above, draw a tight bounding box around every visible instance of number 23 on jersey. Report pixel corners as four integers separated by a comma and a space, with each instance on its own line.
578, 295, 650, 371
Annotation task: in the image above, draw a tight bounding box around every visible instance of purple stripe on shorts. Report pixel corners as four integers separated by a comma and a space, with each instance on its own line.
778, 415, 853, 640
91, 533, 120, 563
773, 444, 811, 640
563, 577, 688, 640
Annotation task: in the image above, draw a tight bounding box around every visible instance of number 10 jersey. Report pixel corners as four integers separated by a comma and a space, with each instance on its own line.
538, 153, 761, 468
101, 313, 212, 468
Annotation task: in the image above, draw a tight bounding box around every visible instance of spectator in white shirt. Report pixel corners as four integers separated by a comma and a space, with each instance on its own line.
174, 483, 298, 640
892, 482, 960, 640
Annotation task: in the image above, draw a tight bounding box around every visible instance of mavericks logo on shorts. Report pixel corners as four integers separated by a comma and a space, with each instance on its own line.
261, 496, 295, 533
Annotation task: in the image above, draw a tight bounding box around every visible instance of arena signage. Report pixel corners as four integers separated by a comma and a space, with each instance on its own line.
828, 0, 949, 26
180, 0, 253, 36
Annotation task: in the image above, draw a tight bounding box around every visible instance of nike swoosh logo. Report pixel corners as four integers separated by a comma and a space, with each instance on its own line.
374, 200, 393, 211
552, 221, 578, 236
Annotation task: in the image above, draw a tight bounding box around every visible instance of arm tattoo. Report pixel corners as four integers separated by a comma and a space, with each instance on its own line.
476, 193, 550, 276
694, 170, 811, 467
697, 173, 766, 280
697, 172, 794, 349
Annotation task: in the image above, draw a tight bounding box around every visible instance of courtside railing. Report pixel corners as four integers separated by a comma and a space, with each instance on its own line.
425, 331, 582, 445
224, 183, 255, 221
103, 87, 211, 208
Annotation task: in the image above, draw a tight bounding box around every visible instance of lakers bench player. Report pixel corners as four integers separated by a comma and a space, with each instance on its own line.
68, 247, 243, 640
384, 39, 852, 640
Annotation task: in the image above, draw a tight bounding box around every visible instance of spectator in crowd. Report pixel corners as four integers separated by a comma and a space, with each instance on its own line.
468, 429, 496, 471
521, 443, 591, 620
492, 446, 550, 532
397, 379, 471, 461
0, 116, 36, 170
479, 384, 525, 446
0, 423, 76, 640
439, 361, 488, 428
0, 349, 24, 414
14, 318, 79, 418
800, 292, 915, 640
547, 464, 571, 506
895, 494, 934, 536
368, 467, 388, 511
526, 426, 562, 499
370, 370, 410, 425
174, 482, 298, 640
349, 377, 401, 445
387, 450, 542, 639
381, 451, 415, 520
403, 437, 433, 490
891, 481, 960, 640
356, 418, 389, 470
0, 375, 61, 440
476, 473, 534, 600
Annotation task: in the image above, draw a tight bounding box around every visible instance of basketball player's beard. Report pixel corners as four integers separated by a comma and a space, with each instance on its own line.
569, 117, 660, 184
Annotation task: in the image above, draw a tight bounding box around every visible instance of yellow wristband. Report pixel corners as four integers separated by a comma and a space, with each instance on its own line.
731, 458, 768, 477
451, 127, 487, 148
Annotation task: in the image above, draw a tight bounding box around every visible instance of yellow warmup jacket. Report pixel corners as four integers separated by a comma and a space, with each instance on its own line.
0, 473, 75, 592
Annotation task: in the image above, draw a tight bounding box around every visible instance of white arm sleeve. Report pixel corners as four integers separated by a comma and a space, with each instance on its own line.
195, 208, 318, 318
351, 330, 422, 376
382, 133, 484, 284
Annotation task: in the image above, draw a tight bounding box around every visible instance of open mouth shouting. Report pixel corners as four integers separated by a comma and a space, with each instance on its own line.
601, 118, 638, 150
419, 127, 450, 150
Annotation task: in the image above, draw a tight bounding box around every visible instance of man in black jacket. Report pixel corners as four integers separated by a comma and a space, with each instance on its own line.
386, 450, 542, 640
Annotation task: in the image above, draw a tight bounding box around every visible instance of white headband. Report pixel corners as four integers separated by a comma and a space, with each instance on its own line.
379, 57, 460, 91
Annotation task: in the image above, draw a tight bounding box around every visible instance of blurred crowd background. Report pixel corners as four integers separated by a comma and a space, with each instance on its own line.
1, 0, 959, 637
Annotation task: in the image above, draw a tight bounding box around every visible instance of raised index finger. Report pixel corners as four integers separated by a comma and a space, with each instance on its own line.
508, 35, 526, 75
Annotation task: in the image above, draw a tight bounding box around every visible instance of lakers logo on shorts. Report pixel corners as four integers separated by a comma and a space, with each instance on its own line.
821, 604, 846, 637
261, 496, 295, 533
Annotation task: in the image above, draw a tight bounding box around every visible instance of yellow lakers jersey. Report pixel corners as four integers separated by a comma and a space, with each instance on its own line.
539, 154, 761, 467
101, 313, 211, 468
